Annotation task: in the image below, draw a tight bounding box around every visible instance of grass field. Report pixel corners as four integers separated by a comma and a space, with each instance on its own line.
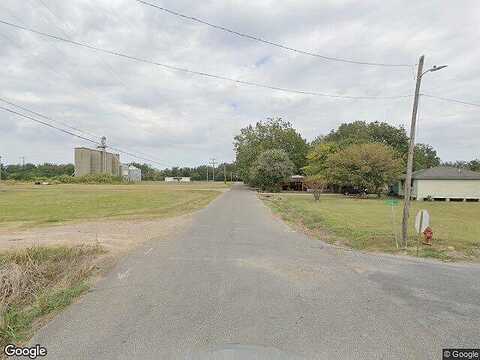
0, 182, 228, 229
262, 193, 480, 261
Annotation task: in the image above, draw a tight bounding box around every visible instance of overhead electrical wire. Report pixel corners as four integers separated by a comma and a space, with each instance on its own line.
134, 0, 413, 68
0, 97, 99, 139
0, 106, 101, 146
0, 10, 186, 156
422, 94, 480, 108
0, 104, 174, 168
0, 19, 412, 100
34, 0, 129, 88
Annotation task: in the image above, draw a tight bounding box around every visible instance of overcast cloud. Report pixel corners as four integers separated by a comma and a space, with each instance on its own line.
0, 0, 479, 168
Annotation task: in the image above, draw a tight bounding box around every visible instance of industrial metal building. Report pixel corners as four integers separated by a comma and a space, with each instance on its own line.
121, 164, 142, 182
74, 147, 121, 177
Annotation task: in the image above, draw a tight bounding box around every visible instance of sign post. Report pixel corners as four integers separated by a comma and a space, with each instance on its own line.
385, 199, 400, 248
415, 209, 430, 256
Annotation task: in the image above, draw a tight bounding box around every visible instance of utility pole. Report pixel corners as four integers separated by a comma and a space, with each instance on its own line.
402, 55, 424, 247
224, 163, 227, 183
20, 156, 25, 168
401, 56, 447, 246
210, 158, 216, 182
206, 164, 209, 182
0, 156, 2, 181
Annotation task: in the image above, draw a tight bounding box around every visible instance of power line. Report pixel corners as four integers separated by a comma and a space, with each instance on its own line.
33, 0, 129, 88
0, 105, 101, 145
134, 0, 413, 68
0, 97, 99, 139
2, 21, 188, 156
0, 19, 412, 100
0, 105, 174, 167
422, 94, 480, 108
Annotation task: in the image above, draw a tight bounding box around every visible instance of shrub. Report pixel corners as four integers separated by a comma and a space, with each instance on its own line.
55, 174, 123, 184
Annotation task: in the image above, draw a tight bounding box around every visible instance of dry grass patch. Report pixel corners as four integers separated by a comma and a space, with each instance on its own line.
0, 245, 105, 348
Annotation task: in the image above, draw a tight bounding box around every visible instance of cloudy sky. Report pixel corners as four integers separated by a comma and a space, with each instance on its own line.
0, 0, 479, 168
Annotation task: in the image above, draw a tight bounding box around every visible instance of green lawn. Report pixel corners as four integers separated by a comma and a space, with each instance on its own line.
0, 182, 227, 229
262, 193, 480, 261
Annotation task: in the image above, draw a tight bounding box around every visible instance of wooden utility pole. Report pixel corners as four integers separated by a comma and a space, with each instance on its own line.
223, 163, 227, 183
401, 55, 425, 246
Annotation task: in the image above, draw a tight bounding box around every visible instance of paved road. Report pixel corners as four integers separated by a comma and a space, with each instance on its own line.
31, 184, 479, 359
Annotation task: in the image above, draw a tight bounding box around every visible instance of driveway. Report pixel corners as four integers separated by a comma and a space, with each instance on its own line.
30, 184, 480, 359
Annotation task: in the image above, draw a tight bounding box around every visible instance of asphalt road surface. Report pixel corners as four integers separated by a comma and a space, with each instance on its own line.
30, 184, 480, 359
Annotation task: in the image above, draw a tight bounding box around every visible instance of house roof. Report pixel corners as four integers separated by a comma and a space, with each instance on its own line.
409, 166, 480, 180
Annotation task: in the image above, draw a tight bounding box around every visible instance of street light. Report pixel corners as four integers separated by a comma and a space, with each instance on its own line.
401, 56, 447, 246
422, 64, 448, 77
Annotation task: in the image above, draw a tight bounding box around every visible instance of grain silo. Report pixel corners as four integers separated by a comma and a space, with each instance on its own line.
74, 144, 120, 177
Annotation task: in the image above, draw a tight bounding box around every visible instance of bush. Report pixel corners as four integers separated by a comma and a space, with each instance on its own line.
249, 149, 295, 192
54, 174, 123, 184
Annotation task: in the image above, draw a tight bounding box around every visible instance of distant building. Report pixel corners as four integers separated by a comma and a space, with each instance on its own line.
165, 177, 191, 182
74, 147, 120, 177
121, 164, 142, 182
396, 166, 480, 201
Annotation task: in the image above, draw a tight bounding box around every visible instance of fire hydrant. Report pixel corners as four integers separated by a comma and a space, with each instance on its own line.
423, 227, 433, 245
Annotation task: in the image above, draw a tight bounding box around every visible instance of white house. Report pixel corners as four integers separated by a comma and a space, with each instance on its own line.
397, 166, 480, 201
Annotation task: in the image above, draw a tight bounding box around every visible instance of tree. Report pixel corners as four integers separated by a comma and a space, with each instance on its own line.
130, 163, 162, 181
2, 163, 74, 180
323, 121, 409, 155
303, 142, 339, 176
413, 143, 440, 170
469, 159, 480, 171
442, 159, 480, 172
234, 117, 308, 182
326, 143, 403, 197
304, 174, 327, 201
249, 149, 294, 192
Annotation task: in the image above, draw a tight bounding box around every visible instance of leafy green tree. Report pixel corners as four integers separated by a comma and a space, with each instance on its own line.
303, 142, 339, 175
3, 163, 74, 180
315, 120, 440, 173
413, 144, 440, 170
469, 159, 480, 171
442, 159, 480, 172
326, 143, 403, 197
234, 117, 308, 182
323, 121, 409, 154
249, 149, 295, 192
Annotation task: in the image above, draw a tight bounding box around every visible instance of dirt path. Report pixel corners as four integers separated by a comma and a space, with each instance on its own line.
0, 215, 193, 255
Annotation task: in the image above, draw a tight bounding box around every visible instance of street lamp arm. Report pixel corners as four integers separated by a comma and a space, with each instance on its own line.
420, 65, 448, 78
